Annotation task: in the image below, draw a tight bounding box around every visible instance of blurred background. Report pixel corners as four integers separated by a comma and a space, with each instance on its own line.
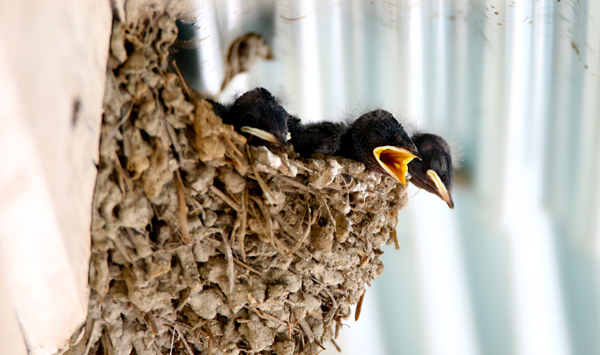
182, 0, 600, 354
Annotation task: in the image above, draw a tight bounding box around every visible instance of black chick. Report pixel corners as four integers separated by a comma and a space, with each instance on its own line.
408, 133, 454, 209
208, 88, 291, 146
338, 109, 421, 186
288, 110, 420, 186
288, 116, 347, 157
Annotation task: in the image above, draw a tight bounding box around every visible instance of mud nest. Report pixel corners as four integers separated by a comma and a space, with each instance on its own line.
64, 9, 408, 355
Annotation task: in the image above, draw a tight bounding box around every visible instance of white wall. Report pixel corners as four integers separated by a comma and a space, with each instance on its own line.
0, 1, 111, 354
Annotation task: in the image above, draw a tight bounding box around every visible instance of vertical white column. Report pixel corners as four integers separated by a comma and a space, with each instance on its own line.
292, 0, 323, 122
502, 1, 571, 355
565, 0, 600, 352
215, 0, 249, 99
273, 0, 322, 122
316, 0, 346, 121
411, 191, 480, 355
373, 0, 403, 116
194, 0, 225, 95
328, 0, 346, 119
344, 0, 367, 115
546, 0, 579, 218
404, 2, 479, 355
449, 0, 473, 148
586, 2, 600, 255
572, 0, 600, 250
432, 0, 450, 130
406, 0, 425, 120
475, 0, 507, 211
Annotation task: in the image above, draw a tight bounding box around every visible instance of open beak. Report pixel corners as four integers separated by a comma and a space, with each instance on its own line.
426, 169, 454, 209
373, 146, 420, 186
241, 126, 284, 146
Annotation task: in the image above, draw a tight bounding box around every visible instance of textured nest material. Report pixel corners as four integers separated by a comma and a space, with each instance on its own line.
63, 10, 408, 355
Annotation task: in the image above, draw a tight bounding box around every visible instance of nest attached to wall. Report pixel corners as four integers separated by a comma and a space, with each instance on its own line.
63, 9, 407, 355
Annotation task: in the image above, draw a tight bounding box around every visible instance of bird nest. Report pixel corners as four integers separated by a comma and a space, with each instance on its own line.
63, 10, 408, 355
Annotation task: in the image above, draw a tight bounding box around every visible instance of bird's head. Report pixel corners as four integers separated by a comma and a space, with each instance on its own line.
408, 133, 454, 209
348, 110, 420, 186
227, 88, 290, 146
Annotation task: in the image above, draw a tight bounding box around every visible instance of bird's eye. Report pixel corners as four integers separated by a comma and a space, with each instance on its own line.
368, 129, 385, 142
430, 157, 446, 173
244, 114, 258, 125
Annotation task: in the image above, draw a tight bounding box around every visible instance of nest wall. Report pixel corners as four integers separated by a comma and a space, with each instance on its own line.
63, 10, 408, 355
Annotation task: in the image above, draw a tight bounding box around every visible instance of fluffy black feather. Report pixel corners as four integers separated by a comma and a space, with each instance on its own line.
338, 109, 419, 172
209, 88, 291, 146
288, 117, 347, 157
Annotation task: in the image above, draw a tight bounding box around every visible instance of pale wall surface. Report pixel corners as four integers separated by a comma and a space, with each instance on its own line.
0, 0, 111, 354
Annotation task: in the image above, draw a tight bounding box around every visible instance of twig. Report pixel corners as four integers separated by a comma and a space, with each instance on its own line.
266, 211, 289, 254
114, 232, 135, 264
171, 60, 192, 98
223, 134, 244, 157
113, 153, 132, 198
352, 248, 367, 257
238, 188, 248, 262
251, 197, 290, 254
272, 213, 300, 241
331, 338, 342, 352
83, 320, 98, 355
391, 225, 400, 250
160, 319, 196, 355
225, 147, 244, 171
144, 312, 159, 335
101, 327, 115, 355
311, 277, 338, 310
174, 324, 195, 355
287, 318, 294, 339
202, 323, 225, 353
169, 325, 178, 355
355, 291, 366, 321
176, 288, 192, 312
224, 229, 235, 296
318, 194, 337, 228
245, 305, 287, 327
162, 115, 185, 160
315, 340, 327, 351
209, 185, 241, 211
287, 207, 319, 255
275, 175, 312, 192
173, 170, 191, 243
233, 258, 271, 279
299, 318, 315, 343
245, 145, 275, 201
308, 310, 323, 320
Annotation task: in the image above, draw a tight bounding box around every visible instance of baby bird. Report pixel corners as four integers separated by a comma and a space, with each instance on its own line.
289, 110, 420, 186
288, 117, 346, 157
288, 110, 455, 208
408, 133, 454, 209
338, 109, 420, 187
208, 88, 291, 146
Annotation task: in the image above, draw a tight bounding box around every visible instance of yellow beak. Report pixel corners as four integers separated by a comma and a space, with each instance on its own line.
240, 126, 283, 145
373, 146, 420, 186
426, 169, 454, 209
